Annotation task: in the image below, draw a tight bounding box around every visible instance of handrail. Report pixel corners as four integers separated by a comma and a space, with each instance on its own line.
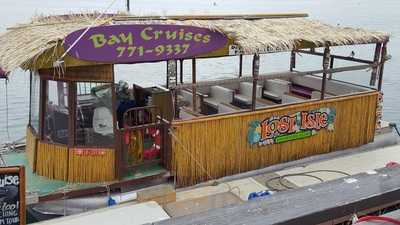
122, 105, 161, 127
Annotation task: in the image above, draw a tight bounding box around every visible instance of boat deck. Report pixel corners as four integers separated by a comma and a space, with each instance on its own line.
2, 152, 167, 200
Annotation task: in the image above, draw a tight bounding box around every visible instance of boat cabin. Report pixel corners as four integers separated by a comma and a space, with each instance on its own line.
0, 13, 389, 187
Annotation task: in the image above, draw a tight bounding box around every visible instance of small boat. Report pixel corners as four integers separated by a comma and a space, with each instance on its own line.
0, 12, 392, 221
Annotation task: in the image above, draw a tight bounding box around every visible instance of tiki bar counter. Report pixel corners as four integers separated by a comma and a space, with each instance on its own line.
0, 13, 389, 189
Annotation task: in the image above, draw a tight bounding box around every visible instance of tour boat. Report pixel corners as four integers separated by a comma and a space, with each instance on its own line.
0, 13, 393, 221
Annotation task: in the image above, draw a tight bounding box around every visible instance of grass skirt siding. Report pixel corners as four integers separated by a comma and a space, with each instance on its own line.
26, 126, 38, 172
171, 92, 378, 187
34, 141, 116, 182
36, 141, 68, 181
68, 148, 115, 183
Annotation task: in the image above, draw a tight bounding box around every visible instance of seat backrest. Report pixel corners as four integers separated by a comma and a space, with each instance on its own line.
210, 86, 234, 103
240, 82, 262, 98
291, 75, 367, 95
264, 79, 291, 96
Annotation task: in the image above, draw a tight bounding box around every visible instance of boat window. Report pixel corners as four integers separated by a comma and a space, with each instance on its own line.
76, 82, 114, 146
44, 80, 69, 144
30, 72, 40, 133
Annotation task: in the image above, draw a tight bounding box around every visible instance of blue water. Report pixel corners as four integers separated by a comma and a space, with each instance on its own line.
0, 0, 399, 143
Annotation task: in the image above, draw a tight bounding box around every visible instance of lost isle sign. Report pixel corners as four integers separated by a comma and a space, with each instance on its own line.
248, 108, 336, 146
64, 24, 228, 63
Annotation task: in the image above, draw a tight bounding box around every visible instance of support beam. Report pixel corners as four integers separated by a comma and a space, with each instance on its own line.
192, 58, 197, 112
296, 49, 374, 64
290, 51, 296, 72
378, 42, 388, 91
239, 55, 243, 77
28, 71, 32, 125
370, 43, 383, 86
251, 54, 260, 111
320, 47, 330, 100
176, 64, 373, 90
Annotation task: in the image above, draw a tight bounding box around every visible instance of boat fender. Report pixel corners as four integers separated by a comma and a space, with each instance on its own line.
248, 190, 274, 200
107, 196, 117, 207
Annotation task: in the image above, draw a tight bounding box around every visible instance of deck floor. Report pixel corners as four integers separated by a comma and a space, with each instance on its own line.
3, 152, 166, 197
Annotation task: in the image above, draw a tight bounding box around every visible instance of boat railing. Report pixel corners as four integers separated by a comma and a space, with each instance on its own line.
118, 105, 171, 177
123, 105, 161, 127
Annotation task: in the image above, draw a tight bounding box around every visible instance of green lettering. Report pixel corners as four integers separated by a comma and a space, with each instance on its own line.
89, 34, 107, 48
140, 27, 153, 41
202, 35, 211, 43
165, 31, 177, 40
184, 32, 193, 41
193, 33, 203, 42
107, 35, 121, 45
119, 33, 133, 45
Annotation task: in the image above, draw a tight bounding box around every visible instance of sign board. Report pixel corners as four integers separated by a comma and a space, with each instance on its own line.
248, 107, 336, 146
64, 24, 228, 63
73, 148, 106, 156
0, 166, 25, 225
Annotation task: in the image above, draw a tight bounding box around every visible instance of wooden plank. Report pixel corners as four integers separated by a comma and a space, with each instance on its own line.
39, 64, 113, 82
114, 13, 309, 21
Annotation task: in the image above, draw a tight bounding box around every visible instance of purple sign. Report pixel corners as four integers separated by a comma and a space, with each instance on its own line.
64, 24, 228, 63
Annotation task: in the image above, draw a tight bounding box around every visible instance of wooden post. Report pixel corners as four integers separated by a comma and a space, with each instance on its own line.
328, 57, 334, 80
180, 59, 184, 84
378, 42, 388, 91
192, 58, 197, 112
111, 65, 122, 180
290, 51, 296, 71
38, 78, 47, 140
239, 54, 243, 77
321, 47, 330, 100
126, 0, 130, 12
370, 43, 383, 86
68, 82, 76, 148
251, 54, 260, 111
28, 71, 32, 125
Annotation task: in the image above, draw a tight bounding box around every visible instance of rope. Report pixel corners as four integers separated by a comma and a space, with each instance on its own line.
4, 78, 10, 142
356, 216, 400, 224
169, 129, 240, 195
54, 0, 118, 66
265, 169, 351, 191
389, 123, 400, 137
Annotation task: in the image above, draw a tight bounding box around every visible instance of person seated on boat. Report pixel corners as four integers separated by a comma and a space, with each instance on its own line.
90, 85, 114, 140
116, 80, 136, 128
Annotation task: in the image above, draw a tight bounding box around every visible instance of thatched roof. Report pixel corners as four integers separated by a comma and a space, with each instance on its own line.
0, 13, 389, 72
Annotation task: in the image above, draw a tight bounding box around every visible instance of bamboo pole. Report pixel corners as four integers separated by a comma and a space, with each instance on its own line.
251, 54, 260, 111
370, 43, 382, 86
321, 47, 330, 100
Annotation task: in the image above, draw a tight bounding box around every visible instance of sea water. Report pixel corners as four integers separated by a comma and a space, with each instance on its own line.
0, 0, 399, 143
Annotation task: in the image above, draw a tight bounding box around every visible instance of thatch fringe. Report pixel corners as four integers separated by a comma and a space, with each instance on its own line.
0, 14, 389, 72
